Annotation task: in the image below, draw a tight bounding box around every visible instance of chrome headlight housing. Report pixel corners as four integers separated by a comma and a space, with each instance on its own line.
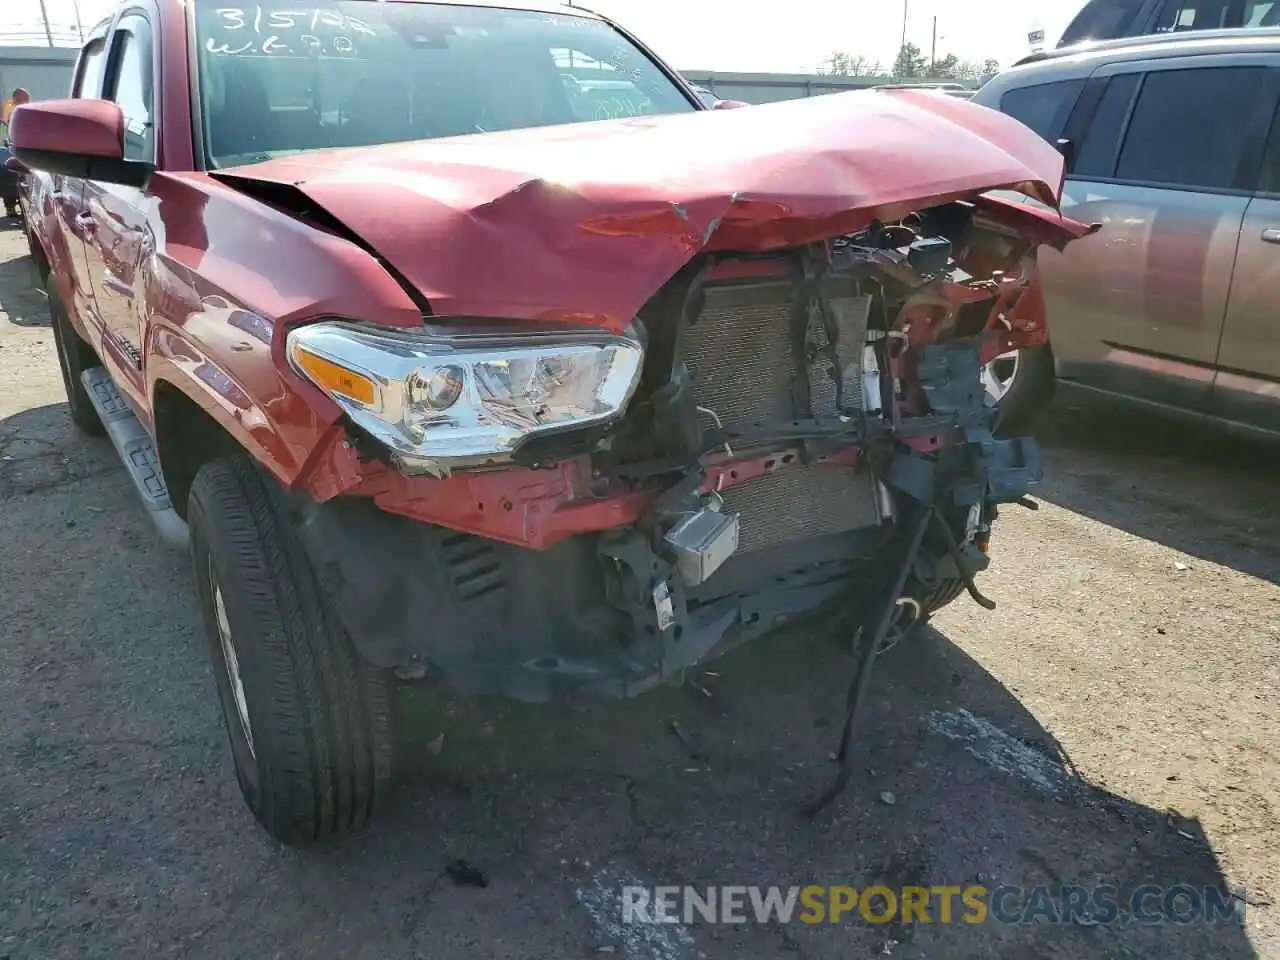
287, 320, 644, 475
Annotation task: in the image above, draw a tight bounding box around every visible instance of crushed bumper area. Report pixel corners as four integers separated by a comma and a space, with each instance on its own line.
290, 329, 1037, 704
292, 218, 1047, 704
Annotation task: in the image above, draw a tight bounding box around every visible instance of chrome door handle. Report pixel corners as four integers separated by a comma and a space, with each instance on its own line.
1261, 227, 1280, 244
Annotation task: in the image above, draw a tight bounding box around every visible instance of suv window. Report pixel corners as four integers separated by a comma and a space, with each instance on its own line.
1058, 0, 1148, 46
107, 19, 156, 162
1153, 0, 1242, 30
998, 79, 1086, 143
1074, 74, 1141, 178
1248, 1, 1280, 24
1113, 66, 1267, 189
74, 37, 109, 98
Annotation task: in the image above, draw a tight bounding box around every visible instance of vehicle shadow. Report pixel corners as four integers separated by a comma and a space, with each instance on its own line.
0, 402, 117, 500
251, 624, 1258, 960
1032, 390, 1280, 586
0, 244, 49, 328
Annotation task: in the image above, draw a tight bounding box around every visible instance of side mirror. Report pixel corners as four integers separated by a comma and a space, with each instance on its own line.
1055, 137, 1076, 173
9, 99, 153, 188
713, 99, 751, 110
4, 155, 28, 175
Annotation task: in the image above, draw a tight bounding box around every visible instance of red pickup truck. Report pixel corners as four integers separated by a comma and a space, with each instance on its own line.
11, 0, 1093, 843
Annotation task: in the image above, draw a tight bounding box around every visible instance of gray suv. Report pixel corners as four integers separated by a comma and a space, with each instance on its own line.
1054, 0, 1280, 49
974, 28, 1280, 438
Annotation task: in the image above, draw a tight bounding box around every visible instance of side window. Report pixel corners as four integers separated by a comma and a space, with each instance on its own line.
1058, 0, 1148, 45
74, 37, 109, 98
1114, 67, 1267, 189
1249, 1, 1280, 24
1074, 73, 1140, 178
998, 79, 1086, 143
1153, 0, 1240, 30
107, 19, 155, 163
1252, 99, 1280, 192
1248, 0, 1280, 24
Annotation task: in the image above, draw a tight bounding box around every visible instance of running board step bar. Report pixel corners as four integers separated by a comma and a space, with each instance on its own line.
81, 368, 189, 550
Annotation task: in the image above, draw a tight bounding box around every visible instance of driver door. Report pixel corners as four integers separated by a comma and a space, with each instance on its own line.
50, 31, 111, 336
80, 11, 157, 409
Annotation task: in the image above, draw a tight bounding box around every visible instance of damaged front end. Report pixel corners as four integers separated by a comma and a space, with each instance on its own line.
289, 197, 1063, 720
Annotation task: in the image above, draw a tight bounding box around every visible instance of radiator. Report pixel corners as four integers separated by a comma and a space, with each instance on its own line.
683, 274, 886, 554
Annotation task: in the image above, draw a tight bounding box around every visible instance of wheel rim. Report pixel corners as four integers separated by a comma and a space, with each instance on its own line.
877, 597, 923, 654
210, 566, 255, 758
982, 347, 1021, 406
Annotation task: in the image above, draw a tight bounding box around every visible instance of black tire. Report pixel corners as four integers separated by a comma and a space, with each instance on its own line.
885, 506, 980, 645
47, 279, 105, 436
188, 456, 395, 844
993, 341, 1056, 436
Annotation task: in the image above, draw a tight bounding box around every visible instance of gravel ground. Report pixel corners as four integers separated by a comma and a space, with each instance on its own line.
1, 221, 1277, 959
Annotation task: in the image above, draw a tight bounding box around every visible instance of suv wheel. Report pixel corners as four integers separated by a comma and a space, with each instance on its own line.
188, 456, 395, 844
47, 280, 105, 436
986, 336, 1056, 435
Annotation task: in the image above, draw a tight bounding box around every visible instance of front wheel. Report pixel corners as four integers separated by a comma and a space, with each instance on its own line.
985, 339, 1056, 436
188, 456, 395, 844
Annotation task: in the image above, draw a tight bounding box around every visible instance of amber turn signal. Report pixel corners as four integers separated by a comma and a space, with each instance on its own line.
290, 343, 377, 406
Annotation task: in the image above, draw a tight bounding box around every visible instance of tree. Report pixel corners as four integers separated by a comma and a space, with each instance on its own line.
819, 51, 848, 76
981, 58, 1001, 78
925, 53, 960, 80
892, 43, 926, 80
819, 51, 879, 77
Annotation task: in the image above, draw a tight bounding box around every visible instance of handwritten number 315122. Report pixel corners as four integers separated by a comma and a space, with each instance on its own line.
206, 6, 373, 57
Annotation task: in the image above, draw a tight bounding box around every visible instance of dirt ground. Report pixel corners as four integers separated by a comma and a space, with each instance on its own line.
1, 220, 1277, 960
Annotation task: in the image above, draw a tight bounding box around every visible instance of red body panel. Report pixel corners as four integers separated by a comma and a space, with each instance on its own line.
8, 99, 126, 158
217, 88, 1086, 331
24, 0, 1095, 544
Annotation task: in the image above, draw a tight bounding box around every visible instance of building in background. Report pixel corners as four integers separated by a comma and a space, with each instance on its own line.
0, 46, 76, 104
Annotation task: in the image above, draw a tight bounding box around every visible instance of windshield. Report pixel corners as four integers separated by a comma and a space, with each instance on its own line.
192, 1, 698, 168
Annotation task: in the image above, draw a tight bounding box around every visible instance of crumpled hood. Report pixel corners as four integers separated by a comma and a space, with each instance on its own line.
214, 89, 1092, 330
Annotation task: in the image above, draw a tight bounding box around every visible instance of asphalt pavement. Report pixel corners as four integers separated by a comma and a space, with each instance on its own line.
1, 221, 1277, 959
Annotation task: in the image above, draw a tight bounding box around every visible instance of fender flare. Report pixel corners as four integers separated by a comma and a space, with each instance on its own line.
146, 323, 317, 489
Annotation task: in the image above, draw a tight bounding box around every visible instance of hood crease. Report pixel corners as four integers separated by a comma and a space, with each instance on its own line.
216, 89, 1091, 328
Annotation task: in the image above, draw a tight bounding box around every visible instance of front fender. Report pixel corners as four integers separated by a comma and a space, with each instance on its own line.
146, 303, 341, 489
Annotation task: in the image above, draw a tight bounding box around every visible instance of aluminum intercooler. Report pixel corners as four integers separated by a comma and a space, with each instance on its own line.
682, 274, 888, 554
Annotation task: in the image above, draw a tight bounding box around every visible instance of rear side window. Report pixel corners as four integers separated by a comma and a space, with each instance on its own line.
1074, 74, 1141, 178
998, 79, 1086, 143
74, 37, 109, 98
1153, 0, 1242, 30
1114, 66, 1267, 189
1058, 0, 1148, 45
1248, 1, 1280, 25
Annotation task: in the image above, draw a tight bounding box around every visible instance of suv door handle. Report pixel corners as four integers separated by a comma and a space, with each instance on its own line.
1261, 228, 1280, 244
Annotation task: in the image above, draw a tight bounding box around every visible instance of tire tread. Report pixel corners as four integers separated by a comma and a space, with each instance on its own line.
189, 457, 392, 843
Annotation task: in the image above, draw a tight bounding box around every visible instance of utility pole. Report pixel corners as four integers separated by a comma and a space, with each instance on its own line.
73, 0, 86, 41
37, 0, 55, 47
931, 16, 937, 69
900, 0, 909, 52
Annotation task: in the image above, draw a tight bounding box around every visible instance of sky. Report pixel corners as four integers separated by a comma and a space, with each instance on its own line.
4, 0, 1086, 72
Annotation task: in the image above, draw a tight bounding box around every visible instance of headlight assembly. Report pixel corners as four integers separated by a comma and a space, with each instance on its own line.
287, 320, 644, 475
